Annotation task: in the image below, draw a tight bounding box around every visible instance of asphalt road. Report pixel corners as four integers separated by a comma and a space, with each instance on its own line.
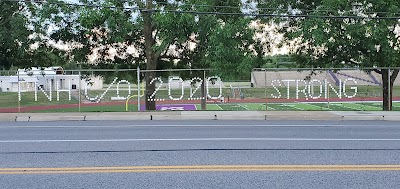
1, 120, 400, 189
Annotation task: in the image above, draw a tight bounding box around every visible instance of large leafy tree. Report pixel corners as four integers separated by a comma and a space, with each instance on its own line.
261, 0, 400, 111
0, 0, 68, 70
0, 0, 31, 69
37, 0, 255, 110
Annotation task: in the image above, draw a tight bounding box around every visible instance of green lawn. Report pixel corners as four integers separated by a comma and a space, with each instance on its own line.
30, 104, 139, 113
198, 101, 400, 111
0, 92, 78, 108
2, 88, 400, 112
18, 101, 400, 112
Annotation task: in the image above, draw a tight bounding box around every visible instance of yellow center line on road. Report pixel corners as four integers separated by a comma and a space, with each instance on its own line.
1, 165, 400, 175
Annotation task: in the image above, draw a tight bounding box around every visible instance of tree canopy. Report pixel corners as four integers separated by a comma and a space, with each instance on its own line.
36, 0, 257, 109
0, 0, 69, 70
0, 1, 30, 69
260, 0, 400, 110
36, 0, 255, 78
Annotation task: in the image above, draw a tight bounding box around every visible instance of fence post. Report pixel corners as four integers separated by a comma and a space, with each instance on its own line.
326, 70, 330, 109
264, 69, 267, 111
201, 70, 206, 110
17, 70, 20, 113
388, 67, 391, 111
78, 65, 81, 112
137, 67, 141, 111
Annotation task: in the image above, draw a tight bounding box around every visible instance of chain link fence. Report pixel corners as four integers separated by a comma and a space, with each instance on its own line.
0, 67, 399, 112
252, 68, 400, 111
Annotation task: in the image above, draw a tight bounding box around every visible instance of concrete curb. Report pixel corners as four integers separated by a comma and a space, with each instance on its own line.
332, 111, 400, 121
1, 111, 400, 122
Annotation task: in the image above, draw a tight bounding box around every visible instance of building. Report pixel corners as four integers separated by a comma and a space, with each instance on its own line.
0, 67, 103, 92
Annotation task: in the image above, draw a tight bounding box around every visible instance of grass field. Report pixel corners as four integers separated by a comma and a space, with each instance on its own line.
20, 101, 400, 113
195, 102, 400, 111
2, 86, 400, 112
3, 85, 397, 108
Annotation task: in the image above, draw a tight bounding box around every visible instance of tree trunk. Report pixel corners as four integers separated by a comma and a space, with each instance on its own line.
145, 68, 156, 110
390, 69, 399, 110
382, 69, 399, 111
382, 69, 391, 111
143, 0, 156, 110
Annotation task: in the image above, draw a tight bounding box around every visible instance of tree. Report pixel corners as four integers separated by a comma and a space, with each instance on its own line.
37, 0, 255, 110
0, 0, 68, 70
261, 0, 400, 111
0, 0, 30, 69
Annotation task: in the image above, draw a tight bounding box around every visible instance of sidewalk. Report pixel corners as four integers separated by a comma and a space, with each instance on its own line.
1, 111, 400, 122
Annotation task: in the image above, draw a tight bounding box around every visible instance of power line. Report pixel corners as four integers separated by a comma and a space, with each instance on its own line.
4, 0, 400, 20
5, 0, 400, 15
155, 1, 400, 15
5, 0, 143, 10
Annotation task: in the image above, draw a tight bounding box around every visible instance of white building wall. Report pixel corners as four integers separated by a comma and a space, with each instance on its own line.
0, 77, 12, 92
1, 69, 104, 92
80, 76, 104, 90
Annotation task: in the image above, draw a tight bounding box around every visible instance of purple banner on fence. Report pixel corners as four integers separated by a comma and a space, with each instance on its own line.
140, 104, 197, 111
